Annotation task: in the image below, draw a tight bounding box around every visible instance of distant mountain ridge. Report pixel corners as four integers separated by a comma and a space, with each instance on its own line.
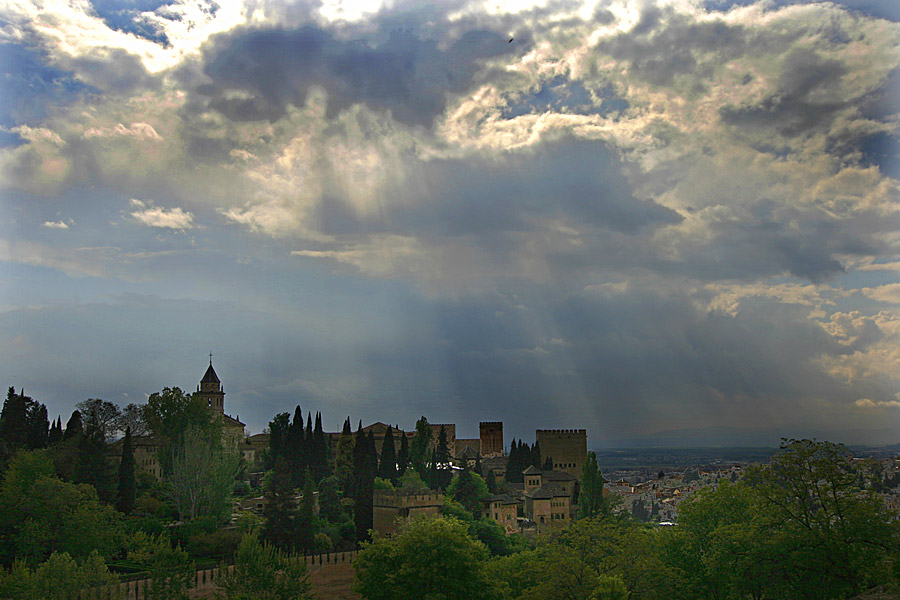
600, 426, 900, 448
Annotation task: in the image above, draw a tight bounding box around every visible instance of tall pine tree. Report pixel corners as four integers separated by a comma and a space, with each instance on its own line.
116, 426, 136, 514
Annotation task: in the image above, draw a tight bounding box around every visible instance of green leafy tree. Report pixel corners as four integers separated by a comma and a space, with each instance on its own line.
0, 451, 126, 564
578, 451, 605, 519
354, 516, 499, 600
116, 426, 136, 514
0, 551, 121, 600
127, 531, 194, 600
73, 406, 115, 501
447, 470, 489, 519
165, 426, 241, 522
743, 438, 899, 599
143, 387, 217, 475
75, 399, 121, 442
217, 533, 314, 600
116, 403, 148, 438
409, 417, 432, 479
490, 516, 674, 600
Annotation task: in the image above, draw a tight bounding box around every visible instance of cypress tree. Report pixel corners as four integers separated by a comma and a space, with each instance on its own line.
116, 426, 136, 514
506, 439, 521, 483
0, 387, 31, 448
378, 426, 397, 483
434, 426, 452, 489
396, 430, 409, 477
64, 409, 83, 440
267, 412, 291, 470
485, 469, 498, 493
335, 417, 355, 495
26, 402, 49, 449
531, 442, 541, 469
296, 469, 317, 553
313, 411, 330, 482
288, 406, 305, 487
353, 422, 375, 543
409, 416, 431, 479
262, 456, 300, 552
577, 451, 605, 519
543, 455, 553, 471
48, 416, 63, 445
367, 430, 378, 474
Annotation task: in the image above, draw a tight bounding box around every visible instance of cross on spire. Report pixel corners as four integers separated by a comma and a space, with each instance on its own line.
209, 351, 213, 366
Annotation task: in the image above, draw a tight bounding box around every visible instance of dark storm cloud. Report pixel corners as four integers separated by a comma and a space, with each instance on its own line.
720, 48, 849, 136
63, 48, 160, 95
596, 9, 753, 86
316, 138, 681, 238
195, 25, 520, 126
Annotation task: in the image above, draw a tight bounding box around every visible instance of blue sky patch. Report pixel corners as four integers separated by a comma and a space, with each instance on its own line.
502, 77, 627, 119
88, 0, 172, 45
0, 44, 95, 127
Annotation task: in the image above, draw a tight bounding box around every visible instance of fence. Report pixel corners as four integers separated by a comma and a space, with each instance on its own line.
76, 551, 360, 600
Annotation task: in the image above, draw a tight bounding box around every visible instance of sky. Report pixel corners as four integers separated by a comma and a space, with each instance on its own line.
1, 0, 898, 447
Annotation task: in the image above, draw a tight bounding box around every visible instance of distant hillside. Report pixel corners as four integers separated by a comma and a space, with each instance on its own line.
599, 426, 900, 448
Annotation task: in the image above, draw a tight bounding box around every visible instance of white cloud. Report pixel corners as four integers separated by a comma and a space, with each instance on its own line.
861, 284, 900, 304
855, 398, 900, 409
42, 220, 69, 229
130, 205, 195, 230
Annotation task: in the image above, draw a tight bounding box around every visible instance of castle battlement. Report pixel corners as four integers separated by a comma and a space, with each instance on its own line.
536, 429, 586, 434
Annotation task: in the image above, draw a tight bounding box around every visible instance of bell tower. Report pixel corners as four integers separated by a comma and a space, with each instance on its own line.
196, 353, 224, 415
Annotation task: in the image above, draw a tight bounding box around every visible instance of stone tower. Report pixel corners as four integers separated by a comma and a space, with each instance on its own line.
196, 357, 224, 415
535, 429, 587, 477
479, 422, 503, 458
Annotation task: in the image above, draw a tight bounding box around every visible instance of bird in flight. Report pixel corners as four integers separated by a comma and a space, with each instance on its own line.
508, 38, 514, 43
